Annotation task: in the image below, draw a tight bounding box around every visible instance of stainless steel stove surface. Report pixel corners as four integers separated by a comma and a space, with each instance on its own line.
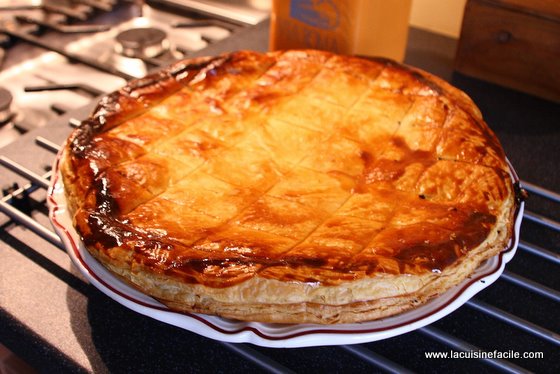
0, 2, 558, 372
0, 0, 250, 147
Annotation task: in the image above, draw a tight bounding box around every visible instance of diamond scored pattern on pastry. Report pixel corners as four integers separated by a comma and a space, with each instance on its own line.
100, 52, 503, 276
65, 51, 513, 320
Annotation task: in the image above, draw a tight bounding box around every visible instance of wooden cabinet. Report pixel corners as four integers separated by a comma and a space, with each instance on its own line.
455, 0, 560, 102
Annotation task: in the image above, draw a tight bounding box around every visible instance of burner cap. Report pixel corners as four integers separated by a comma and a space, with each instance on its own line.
0, 87, 13, 124
115, 27, 169, 58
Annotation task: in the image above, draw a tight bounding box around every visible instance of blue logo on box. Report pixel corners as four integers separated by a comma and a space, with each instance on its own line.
290, 0, 340, 30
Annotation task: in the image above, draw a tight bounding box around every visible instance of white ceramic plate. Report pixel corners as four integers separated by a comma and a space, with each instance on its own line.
48, 153, 524, 348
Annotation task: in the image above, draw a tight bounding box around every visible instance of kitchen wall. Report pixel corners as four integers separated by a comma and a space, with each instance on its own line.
410, 0, 467, 38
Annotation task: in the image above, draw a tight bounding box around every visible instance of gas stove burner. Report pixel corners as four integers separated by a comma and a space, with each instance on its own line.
114, 27, 170, 59
0, 87, 13, 124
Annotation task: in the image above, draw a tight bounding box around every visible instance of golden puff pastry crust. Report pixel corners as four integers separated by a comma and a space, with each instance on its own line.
61, 50, 519, 324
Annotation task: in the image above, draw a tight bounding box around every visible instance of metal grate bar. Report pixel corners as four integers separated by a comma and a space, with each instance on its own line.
0, 200, 63, 248
69, 118, 82, 128
36, 136, 63, 154
1, 180, 36, 204
340, 345, 415, 374
523, 210, 560, 232
0, 156, 50, 189
419, 326, 531, 373
0, 157, 61, 246
0, 26, 135, 80
220, 342, 296, 374
467, 299, 560, 346
501, 271, 560, 303
518, 240, 560, 265
521, 180, 560, 203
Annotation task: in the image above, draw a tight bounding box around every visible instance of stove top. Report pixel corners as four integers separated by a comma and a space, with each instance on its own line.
0, 0, 262, 148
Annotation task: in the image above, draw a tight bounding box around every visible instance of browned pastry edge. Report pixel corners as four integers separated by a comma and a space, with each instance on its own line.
61, 50, 518, 324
